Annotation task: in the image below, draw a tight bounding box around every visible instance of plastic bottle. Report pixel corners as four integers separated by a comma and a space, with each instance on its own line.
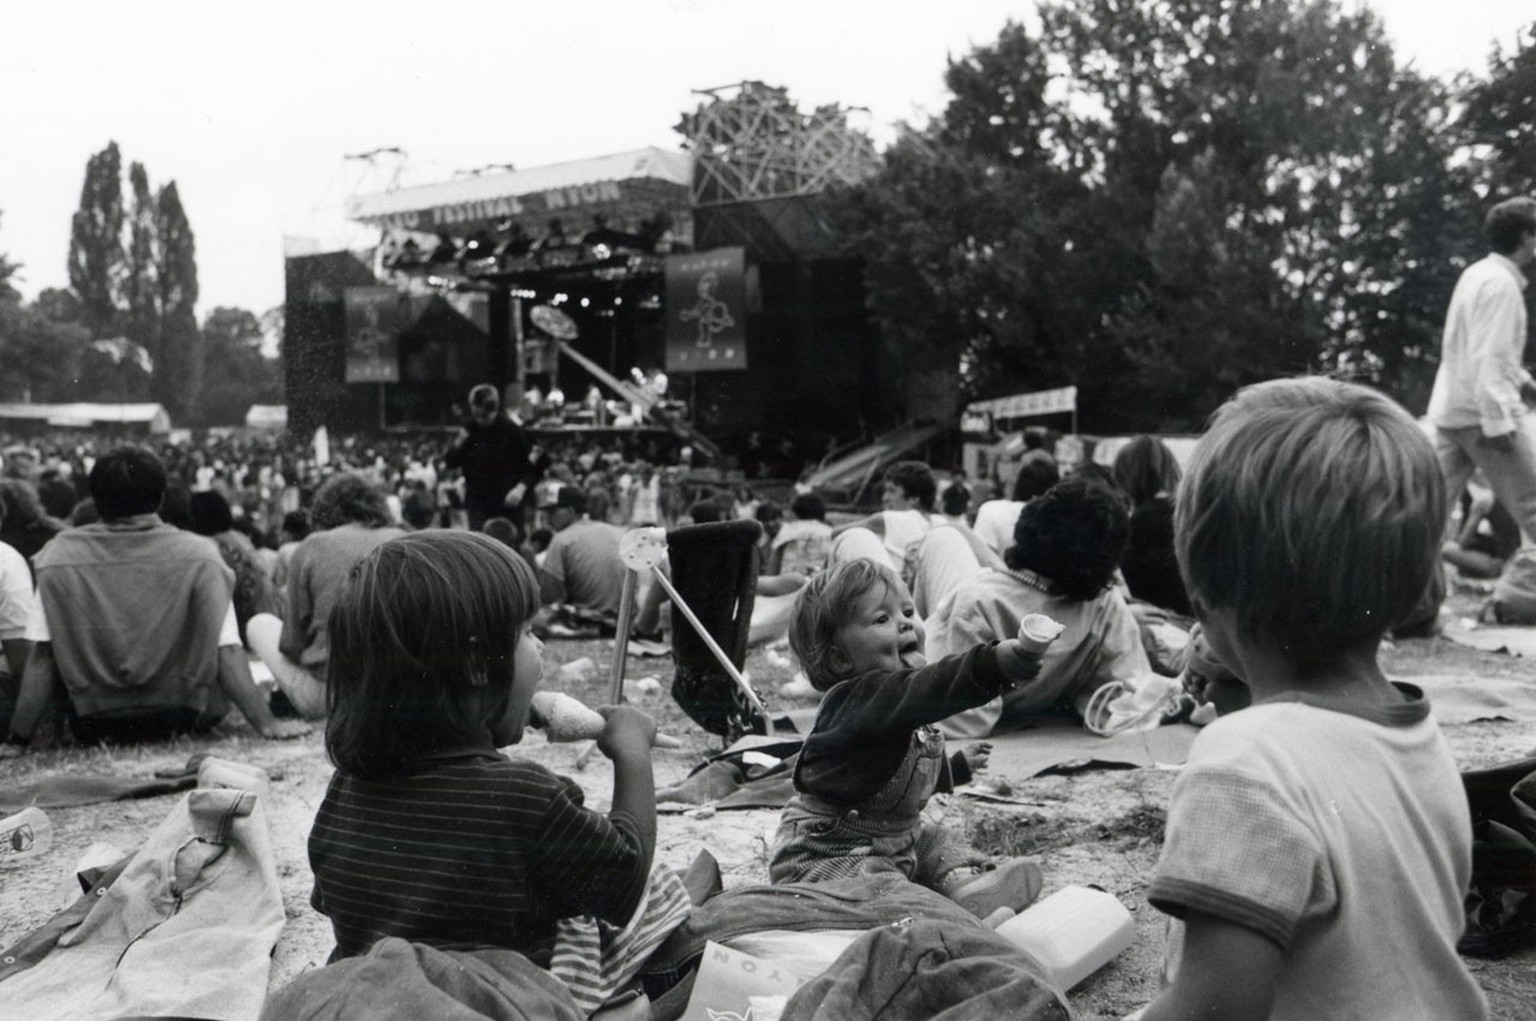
994, 884, 1136, 991
0, 806, 53, 865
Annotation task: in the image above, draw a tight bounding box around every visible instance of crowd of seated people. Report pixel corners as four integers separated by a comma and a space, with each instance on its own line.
0, 389, 1503, 1020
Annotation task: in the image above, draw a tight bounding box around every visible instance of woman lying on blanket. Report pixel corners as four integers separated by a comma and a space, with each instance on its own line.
920, 476, 1186, 737
307, 530, 688, 1015
768, 558, 1047, 919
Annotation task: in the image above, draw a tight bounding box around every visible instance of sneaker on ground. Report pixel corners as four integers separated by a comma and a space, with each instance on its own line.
943, 859, 1044, 918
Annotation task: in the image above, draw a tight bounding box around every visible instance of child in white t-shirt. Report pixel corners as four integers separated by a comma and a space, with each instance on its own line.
1138, 377, 1487, 1021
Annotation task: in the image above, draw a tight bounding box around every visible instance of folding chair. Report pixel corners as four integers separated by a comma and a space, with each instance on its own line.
660, 520, 769, 741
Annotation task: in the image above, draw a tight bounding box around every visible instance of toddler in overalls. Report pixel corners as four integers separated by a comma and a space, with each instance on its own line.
768, 559, 1046, 917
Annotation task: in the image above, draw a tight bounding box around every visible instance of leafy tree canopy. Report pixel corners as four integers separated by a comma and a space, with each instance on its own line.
836, 0, 1505, 431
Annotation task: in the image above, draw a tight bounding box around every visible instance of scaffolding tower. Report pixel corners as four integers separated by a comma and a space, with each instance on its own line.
679, 81, 880, 207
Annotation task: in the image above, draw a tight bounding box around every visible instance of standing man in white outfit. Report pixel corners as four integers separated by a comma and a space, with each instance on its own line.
1427, 197, 1536, 558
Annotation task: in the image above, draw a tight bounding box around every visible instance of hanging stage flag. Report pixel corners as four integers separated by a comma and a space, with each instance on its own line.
665, 247, 746, 372
343, 286, 406, 383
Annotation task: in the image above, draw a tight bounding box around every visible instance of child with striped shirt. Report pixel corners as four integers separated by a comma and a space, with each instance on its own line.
307, 531, 686, 1013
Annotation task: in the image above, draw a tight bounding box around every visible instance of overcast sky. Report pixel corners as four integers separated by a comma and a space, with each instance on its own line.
3, 0, 1530, 321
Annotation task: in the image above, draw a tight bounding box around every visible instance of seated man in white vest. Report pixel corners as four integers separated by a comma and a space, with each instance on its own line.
0, 446, 310, 755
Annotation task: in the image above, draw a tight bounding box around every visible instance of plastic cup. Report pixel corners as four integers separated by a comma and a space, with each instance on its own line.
0, 806, 52, 865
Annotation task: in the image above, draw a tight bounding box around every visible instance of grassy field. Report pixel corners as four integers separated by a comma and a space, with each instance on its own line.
2, 599, 1534, 1018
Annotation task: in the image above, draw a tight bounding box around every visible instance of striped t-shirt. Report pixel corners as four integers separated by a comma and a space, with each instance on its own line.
309, 749, 647, 962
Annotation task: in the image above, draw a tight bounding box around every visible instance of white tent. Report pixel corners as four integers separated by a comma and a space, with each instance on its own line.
244, 405, 288, 431
0, 402, 172, 433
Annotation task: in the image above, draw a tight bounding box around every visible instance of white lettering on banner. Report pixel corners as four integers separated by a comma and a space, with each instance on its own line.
433, 195, 526, 227
544, 181, 623, 211
376, 211, 422, 230
672, 253, 737, 273
966, 385, 1078, 419
366, 179, 638, 231
372, 197, 525, 231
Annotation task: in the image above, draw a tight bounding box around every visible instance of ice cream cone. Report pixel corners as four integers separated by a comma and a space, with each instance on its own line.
1018, 613, 1065, 655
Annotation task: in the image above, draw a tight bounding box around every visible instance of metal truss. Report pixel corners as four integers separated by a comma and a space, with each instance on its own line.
679, 81, 880, 207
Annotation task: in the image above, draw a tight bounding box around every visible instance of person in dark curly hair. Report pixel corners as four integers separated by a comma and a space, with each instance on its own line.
921, 475, 1161, 737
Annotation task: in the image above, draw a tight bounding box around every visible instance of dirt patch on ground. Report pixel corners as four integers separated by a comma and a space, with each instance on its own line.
2, 600, 1534, 1018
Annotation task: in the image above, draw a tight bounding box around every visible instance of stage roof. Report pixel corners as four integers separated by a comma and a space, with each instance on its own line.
345, 148, 694, 237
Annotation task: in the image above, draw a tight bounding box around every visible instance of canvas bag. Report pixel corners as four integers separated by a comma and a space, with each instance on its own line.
1459, 756, 1536, 957
780, 918, 1070, 1021
677, 940, 820, 1021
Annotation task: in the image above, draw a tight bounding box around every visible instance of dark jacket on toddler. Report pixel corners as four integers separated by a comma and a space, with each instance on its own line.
769, 643, 1010, 888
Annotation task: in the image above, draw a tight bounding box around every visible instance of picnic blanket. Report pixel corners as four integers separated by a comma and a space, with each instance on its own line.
655, 669, 1536, 816
1403, 673, 1536, 726
1443, 622, 1536, 659
260, 938, 584, 1021
655, 721, 1202, 814
0, 753, 221, 814
982, 720, 1199, 778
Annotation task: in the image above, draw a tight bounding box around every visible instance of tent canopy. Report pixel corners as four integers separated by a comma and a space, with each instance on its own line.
346, 147, 693, 238
0, 403, 172, 433
245, 405, 288, 430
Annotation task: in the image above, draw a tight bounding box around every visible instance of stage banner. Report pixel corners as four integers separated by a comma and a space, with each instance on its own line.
665, 247, 746, 372
967, 385, 1078, 419
343, 286, 405, 383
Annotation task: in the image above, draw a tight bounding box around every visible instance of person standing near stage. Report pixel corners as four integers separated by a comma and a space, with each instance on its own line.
445, 383, 535, 532
1427, 198, 1536, 567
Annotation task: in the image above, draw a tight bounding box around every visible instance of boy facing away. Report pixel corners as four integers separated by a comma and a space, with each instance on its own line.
768, 559, 1046, 918
1140, 378, 1486, 1020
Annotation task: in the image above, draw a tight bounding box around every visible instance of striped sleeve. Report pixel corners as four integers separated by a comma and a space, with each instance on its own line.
532, 780, 649, 926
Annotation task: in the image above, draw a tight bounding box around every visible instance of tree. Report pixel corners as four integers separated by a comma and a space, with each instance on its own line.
67, 142, 126, 336
1, 215, 92, 402
123, 162, 160, 376
836, 1, 1480, 430
34, 287, 83, 323
1460, 22, 1536, 201
0, 219, 19, 304
65, 144, 211, 422
153, 181, 202, 422
199, 307, 283, 426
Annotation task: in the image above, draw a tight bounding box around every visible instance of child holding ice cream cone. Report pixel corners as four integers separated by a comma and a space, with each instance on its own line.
768, 558, 1053, 918
308, 531, 689, 1013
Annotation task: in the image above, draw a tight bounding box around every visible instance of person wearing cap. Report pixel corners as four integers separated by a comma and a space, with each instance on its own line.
443, 383, 535, 532
538, 486, 626, 617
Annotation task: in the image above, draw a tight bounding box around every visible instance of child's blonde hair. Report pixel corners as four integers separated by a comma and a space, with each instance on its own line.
325, 530, 541, 779
789, 558, 907, 691
1175, 377, 1446, 655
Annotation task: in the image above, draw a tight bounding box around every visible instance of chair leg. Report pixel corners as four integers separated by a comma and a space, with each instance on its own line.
608, 571, 638, 704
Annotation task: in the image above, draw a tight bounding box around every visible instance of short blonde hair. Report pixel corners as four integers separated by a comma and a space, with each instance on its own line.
789, 558, 906, 691
1175, 377, 1445, 654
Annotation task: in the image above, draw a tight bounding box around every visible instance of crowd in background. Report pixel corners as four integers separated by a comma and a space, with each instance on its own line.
0, 427, 766, 552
